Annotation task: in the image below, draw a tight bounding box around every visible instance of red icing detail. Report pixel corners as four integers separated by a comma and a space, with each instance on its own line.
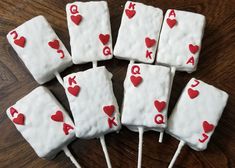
146, 50, 152, 59
168, 9, 176, 18
131, 65, 141, 75
51, 111, 64, 122
198, 133, 208, 143
154, 100, 166, 112
203, 121, 214, 133
128, 2, 136, 10
68, 85, 80, 96
103, 46, 111, 56
99, 34, 110, 45
13, 113, 25, 125
188, 88, 199, 99
57, 50, 64, 59
145, 37, 156, 48
70, 5, 79, 14
130, 75, 142, 87
189, 44, 199, 54
154, 114, 164, 124
10, 31, 18, 39
166, 18, 177, 28
68, 76, 77, 85
48, 40, 59, 49
125, 9, 136, 19
14, 36, 26, 48
186, 56, 195, 65
63, 123, 74, 135
108, 117, 117, 128
71, 15, 82, 25
10, 107, 18, 117
191, 79, 200, 87
103, 105, 115, 117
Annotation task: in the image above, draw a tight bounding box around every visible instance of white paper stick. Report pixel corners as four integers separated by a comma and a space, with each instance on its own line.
92, 61, 98, 68
168, 140, 185, 168
100, 135, 112, 168
137, 126, 144, 168
63, 146, 81, 168
54, 71, 64, 87
158, 66, 176, 143
158, 131, 164, 143
130, 60, 135, 64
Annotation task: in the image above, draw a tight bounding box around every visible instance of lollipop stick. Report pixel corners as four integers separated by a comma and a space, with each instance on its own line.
100, 135, 112, 168
54, 71, 64, 87
130, 60, 135, 64
137, 126, 144, 168
63, 146, 81, 168
92, 61, 98, 68
168, 140, 185, 168
158, 131, 164, 143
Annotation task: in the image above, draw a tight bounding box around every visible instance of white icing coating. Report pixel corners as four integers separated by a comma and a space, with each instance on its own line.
63, 66, 121, 139
6, 87, 75, 159
114, 1, 163, 63
121, 63, 172, 131
66, 1, 113, 64
167, 78, 228, 151
156, 10, 206, 72
6, 16, 72, 84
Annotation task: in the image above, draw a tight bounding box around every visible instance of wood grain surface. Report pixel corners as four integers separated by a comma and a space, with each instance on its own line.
0, 0, 235, 167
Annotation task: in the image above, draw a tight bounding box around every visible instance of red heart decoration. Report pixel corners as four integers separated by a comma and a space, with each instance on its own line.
130, 75, 142, 87
51, 111, 64, 122
154, 100, 166, 112
189, 44, 199, 54
125, 9, 136, 19
71, 15, 82, 25
14, 36, 26, 48
188, 88, 199, 99
48, 40, 60, 49
99, 34, 110, 45
203, 121, 214, 133
145, 37, 156, 48
103, 105, 115, 117
68, 85, 80, 96
13, 113, 25, 125
166, 18, 177, 28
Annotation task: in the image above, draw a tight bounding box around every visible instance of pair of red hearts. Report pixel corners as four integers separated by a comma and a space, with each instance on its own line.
99, 34, 110, 45
11, 107, 25, 125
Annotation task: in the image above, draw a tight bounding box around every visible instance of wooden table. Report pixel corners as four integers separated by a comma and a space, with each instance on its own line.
0, 0, 235, 167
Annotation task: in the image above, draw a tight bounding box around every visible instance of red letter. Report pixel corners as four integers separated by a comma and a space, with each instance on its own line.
108, 117, 117, 128
68, 76, 77, 85
146, 50, 152, 59
186, 56, 195, 65
154, 114, 165, 124
198, 133, 208, 143
10, 107, 18, 117
128, 2, 136, 10
63, 123, 74, 135
103, 46, 111, 56
191, 79, 200, 88
10, 31, 18, 39
168, 9, 176, 18
57, 50, 64, 59
70, 5, 79, 14
131, 65, 141, 75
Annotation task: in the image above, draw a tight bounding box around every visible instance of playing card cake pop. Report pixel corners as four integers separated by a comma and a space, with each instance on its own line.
114, 1, 174, 168
66, 1, 113, 64
6, 15, 72, 84
62, 2, 121, 168
114, 1, 163, 63
166, 78, 228, 168
6, 86, 81, 167
156, 9, 206, 73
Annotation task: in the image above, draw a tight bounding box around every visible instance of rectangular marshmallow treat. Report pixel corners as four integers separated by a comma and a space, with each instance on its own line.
121, 63, 172, 131
114, 1, 163, 63
63, 66, 121, 139
156, 9, 206, 72
6, 87, 75, 159
66, 1, 113, 64
6, 15, 72, 84
167, 78, 228, 151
